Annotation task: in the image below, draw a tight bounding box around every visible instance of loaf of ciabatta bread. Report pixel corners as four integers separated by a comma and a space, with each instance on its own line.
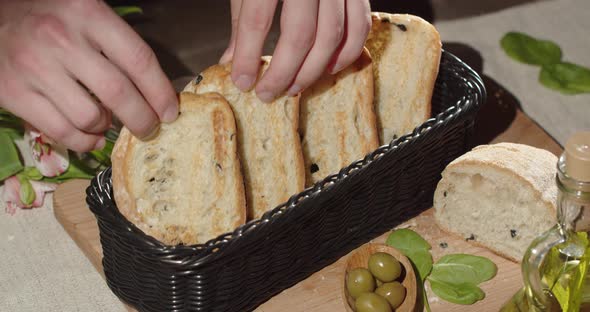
112, 92, 246, 245
184, 58, 305, 220
300, 48, 379, 186
433, 143, 558, 262
366, 13, 441, 145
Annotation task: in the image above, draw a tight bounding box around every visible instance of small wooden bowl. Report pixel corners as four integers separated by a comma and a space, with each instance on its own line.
343, 243, 417, 312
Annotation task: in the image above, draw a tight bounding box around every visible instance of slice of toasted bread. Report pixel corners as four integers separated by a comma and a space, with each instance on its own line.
184, 58, 305, 220
300, 49, 379, 185
366, 13, 442, 144
112, 92, 246, 245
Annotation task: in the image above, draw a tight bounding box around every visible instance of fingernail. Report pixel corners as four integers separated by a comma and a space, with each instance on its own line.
234, 74, 255, 91
331, 63, 343, 74
257, 90, 275, 103
162, 105, 179, 123
142, 123, 160, 141
287, 84, 302, 96
94, 137, 106, 150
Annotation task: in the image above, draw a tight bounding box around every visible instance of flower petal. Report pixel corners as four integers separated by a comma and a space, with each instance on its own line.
5, 202, 17, 215
29, 180, 57, 208
2, 176, 57, 213
1, 176, 24, 207
26, 124, 70, 177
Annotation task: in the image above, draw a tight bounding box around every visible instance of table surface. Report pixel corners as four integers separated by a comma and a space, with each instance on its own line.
1, 0, 589, 311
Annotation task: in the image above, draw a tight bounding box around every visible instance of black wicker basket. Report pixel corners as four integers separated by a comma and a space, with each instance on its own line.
86, 50, 485, 312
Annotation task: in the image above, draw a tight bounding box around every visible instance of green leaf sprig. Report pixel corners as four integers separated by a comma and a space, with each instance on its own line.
540, 62, 590, 95
501, 32, 562, 66
386, 229, 497, 306
113, 6, 143, 17
501, 32, 590, 95
386, 229, 433, 311
428, 254, 496, 304
0, 108, 112, 187
0, 131, 23, 181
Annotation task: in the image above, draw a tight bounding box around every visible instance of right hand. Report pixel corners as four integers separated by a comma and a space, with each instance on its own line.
0, 0, 178, 152
220, 0, 372, 103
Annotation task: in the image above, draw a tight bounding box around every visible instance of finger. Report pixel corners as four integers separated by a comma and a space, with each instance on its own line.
220, 0, 243, 64
63, 43, 160, 140
255, 0, 319, 102
12, 15, 113, 136
32, 66, 111, 135
285, 0, 345, 95
329, 0, 371, 74
2, 89, 104, 152
231, 0, 278, 91
85, 2, 178, 124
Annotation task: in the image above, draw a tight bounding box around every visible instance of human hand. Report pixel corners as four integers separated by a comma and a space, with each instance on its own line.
220, 0, 372, 102
0, 0, 178, 152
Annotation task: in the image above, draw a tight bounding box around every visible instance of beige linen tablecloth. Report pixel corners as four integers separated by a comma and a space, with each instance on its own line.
1, 0, 589, 311
436, 0, 590, 145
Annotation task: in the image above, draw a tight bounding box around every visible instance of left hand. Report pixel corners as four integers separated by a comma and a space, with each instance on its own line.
220, 0, 372, 103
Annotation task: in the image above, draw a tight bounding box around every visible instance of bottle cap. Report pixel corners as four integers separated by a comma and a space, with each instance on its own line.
565, 131, 590, 183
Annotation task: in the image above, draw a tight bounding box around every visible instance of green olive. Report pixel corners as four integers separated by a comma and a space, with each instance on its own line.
375, 281, 406, 309
368, 252, 402, 283
355, 293, 392, 312
346, 268, 376, 299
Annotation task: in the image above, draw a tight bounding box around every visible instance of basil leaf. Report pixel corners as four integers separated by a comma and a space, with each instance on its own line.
501, 32, 562, 66
386, 229, 431, 253
431, 254, 497, 285
386, 229, 433, 282
386, 229, 497, 307
539, 62, 590, 94
429, 278, 485, 305
407, 250, 434, 282
0, 131, 23, 180
386, 229, 434, 310
113, 6, 143, 17
16, 174, 35, 206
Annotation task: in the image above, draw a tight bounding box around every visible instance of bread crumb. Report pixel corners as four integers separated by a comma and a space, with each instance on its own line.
395, 220, 417, 229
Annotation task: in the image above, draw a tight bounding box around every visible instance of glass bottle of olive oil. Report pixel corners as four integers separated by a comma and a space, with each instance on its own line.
501, 131, 590, 312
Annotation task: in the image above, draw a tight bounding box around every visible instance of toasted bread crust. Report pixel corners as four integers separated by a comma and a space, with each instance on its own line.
112, 125, 135, 224
366, 13, 441, 144
300, 48, 379, 185
185, 58, 305, 220
112, 92, 246, 245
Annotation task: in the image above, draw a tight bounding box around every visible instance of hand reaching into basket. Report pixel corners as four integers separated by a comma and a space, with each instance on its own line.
0, 0, 373, 151
0, 0, 178, 153
220, 0, 372, 103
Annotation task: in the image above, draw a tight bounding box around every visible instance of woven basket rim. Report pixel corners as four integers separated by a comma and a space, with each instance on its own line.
87, 49, 486, 266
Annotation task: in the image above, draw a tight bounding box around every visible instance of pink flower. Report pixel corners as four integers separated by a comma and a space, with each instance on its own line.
26, 125, 69, 177
1, 176, 57, 215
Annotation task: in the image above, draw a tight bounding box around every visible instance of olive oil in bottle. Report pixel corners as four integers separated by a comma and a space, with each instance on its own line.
501, 131, 590, 312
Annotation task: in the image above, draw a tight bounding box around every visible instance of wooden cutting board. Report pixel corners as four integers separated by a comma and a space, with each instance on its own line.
54, 88, 563, 311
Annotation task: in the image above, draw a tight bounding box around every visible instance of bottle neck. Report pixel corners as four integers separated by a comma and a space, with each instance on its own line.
557, 155, 590, 232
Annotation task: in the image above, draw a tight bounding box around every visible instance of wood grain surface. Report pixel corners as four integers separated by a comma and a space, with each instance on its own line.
53, 105, 563, 311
